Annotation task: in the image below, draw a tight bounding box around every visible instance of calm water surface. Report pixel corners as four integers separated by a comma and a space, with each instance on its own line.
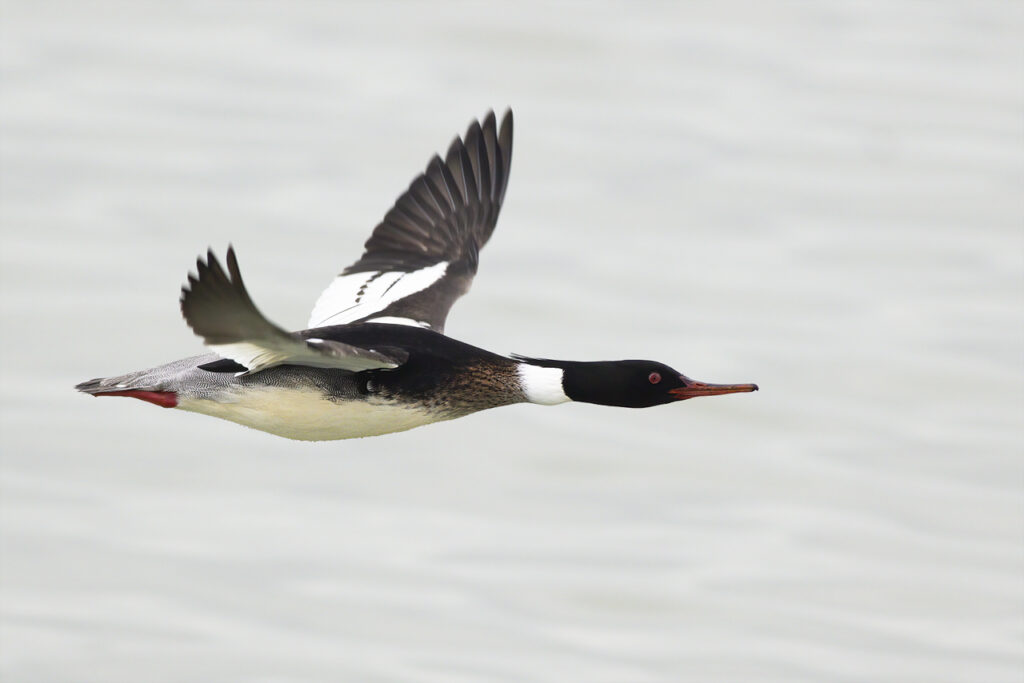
1, 3, 1022, 682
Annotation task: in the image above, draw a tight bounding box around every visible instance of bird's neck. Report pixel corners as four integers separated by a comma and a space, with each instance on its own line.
516, 362, 570, 405
515, 359, 647, 407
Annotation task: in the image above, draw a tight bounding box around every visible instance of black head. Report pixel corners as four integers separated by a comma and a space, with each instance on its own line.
517, 357, 758, 408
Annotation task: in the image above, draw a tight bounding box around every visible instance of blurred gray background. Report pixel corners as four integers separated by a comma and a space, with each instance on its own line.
1, 2, 1021, 682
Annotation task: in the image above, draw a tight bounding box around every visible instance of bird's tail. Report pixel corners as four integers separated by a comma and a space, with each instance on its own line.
76, 368, 180, 408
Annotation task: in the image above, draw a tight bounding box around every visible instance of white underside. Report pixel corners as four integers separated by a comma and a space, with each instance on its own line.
178, 388, 440, 441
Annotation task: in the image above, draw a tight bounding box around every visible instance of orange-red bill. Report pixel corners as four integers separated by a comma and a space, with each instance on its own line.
669, 377, 758, 401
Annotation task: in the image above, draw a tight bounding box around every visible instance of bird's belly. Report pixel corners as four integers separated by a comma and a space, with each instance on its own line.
178, 387, 439, 441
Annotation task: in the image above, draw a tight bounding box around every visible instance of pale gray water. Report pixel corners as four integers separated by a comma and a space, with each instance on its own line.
1, 2, 1022, 682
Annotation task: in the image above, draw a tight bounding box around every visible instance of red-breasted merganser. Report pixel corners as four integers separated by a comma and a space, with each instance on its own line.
76, 110, 757, 440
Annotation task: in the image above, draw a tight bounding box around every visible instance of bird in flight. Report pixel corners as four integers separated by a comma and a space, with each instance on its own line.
77, 110, 757, 440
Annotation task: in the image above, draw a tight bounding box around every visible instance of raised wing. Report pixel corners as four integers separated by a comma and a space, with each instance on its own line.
181, 247, 406, 375
308, 109, 513, 333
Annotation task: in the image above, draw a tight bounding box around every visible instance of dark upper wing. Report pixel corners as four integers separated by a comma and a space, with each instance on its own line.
307, 109, 513, 333
181, 247, 406, 375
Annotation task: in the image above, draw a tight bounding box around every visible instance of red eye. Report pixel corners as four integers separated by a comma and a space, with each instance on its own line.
648, 372, 661, 384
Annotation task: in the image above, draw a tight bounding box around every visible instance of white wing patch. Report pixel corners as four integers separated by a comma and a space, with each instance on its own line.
307, 261, 449, 329
361, 316, 432, 327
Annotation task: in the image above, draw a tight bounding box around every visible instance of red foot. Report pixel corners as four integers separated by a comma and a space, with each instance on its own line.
98, 390, 178, 408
